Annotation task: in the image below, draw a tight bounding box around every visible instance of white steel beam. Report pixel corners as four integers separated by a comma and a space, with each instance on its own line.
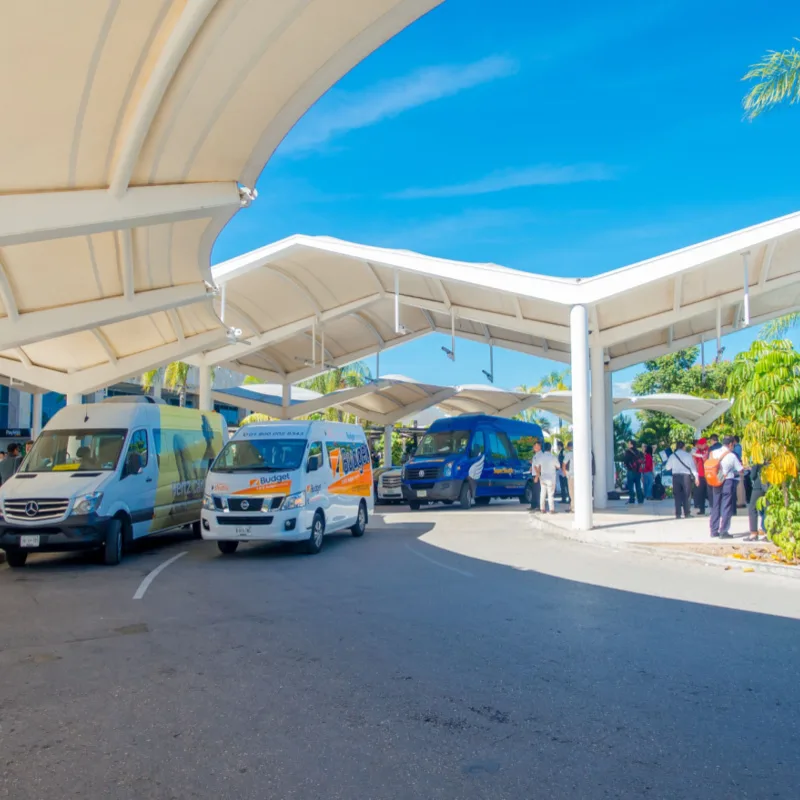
108, 0, 220, 197
434, 279, 452, 309
758, 240, 777, 288
92, 329, 118, 366
432, 326, 570, 364
222, 301, 262, 337
167, 309, 186, 344
357, 388, 459, 427
399, 294, 570, 341
0, 283, 211, 351
0, 257, 20, 322
0, 183, 241, 247
118, 229, 135, 301
266, 265, 323, 314
673, 274, 682, 313
352, 312, 385, 347
599, 272, 800, 347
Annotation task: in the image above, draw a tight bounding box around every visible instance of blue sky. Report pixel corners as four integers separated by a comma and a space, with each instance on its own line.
213, 0, 800, 395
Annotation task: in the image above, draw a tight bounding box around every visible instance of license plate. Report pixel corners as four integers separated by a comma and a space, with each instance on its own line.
19, 535, 40, 548
235, 526, 251, 536
416, 490, 427, 498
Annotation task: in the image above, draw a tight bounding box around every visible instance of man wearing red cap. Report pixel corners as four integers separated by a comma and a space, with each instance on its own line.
693, 438, 709, 515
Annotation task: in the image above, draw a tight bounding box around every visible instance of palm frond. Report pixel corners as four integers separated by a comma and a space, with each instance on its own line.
759, 313, 800, 340
742, 45, 800, 120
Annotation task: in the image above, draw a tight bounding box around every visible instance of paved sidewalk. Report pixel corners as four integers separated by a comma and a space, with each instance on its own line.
537, 498, 752, 544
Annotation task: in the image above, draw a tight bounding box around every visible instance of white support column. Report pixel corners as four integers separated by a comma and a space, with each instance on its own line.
590, 344, 607, 509
570, 305, 593, 531
383, 424, 393, 467
32, 393, 43, 438
198, 366, 212, 411
604, 369, 615, 492
281, 383, 291, 419
65, 393, 82, 406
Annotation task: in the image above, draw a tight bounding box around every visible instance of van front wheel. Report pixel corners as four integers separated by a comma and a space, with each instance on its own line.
459, 482, 473, 510
409, 500, 421, 510
5, 549, 27, 568
218, 540, 238, 555
521, 481, 534, 504
103, 518, 123, 566
305, 512, 325, 555
350, 502, 367, 537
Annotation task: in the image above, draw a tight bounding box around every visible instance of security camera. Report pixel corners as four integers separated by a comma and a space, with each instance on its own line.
442, 346, 455, 361
396, 324, 409, 335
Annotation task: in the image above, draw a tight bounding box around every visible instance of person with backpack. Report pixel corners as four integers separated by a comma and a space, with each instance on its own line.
665, 441, 699, 519
623, 440, 645, 505
745, 462, 768, 542
705, 436, 743, 539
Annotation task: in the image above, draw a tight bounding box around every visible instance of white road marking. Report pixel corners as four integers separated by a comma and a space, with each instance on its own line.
133, 551, 187, 600
405, 544, 473, 577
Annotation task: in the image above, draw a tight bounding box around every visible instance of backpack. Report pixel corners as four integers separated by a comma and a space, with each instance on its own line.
705, 454, 724, 487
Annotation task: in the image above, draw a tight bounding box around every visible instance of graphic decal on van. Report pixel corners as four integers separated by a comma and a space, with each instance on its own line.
468, 455, 485, 481
326, 442, 372, 497
233, 473, 293, 496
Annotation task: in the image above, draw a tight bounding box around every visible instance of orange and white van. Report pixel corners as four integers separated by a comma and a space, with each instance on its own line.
200, 421, 373, 556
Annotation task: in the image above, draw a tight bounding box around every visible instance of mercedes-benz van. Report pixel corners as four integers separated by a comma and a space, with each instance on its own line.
401, 415, 543, 509
0, 398, 227, 567
201, 421, 373, 555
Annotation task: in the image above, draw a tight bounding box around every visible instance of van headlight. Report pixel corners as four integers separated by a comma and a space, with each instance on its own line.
202, 493, 214, 510
443, 463, 453, 478
281, 492, 306, 510
73, 491, 104, 515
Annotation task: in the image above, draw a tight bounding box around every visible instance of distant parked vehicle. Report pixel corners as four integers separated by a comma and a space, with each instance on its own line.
0, 398, 227, 568
376, 466, 403, 503
402, 415, 543, 510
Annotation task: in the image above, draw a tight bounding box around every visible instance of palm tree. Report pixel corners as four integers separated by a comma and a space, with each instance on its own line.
741, 47, 800, 340
141, 362, 216, 407
299, 362, 372, 422
759, 313, 800, 340
742, 42, 800, 120
514, 383, 552, 432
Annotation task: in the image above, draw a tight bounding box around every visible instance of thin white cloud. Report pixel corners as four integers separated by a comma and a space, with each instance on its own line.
391, 163, 616, 199
281, 55, 519, 154
613, 381, 634, 398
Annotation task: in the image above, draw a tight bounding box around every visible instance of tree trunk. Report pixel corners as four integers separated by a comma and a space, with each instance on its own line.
179, 384, 186, 408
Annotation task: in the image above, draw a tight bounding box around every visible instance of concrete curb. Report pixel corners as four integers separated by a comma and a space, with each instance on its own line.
531, 515, 800, 581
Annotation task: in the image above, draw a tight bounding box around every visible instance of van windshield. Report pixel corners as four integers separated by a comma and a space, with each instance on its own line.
212, 438, 307, 472
21, 429, 127, 473
416, 430, 470, 457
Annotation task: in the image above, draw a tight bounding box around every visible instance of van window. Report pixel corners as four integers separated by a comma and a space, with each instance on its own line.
126, 430, 149, 470
212, 438, 306, 472
509, 434, 537, 462
470, 431, 486, 458
417, 430, 470, 456
21, 429, 127, 472
487, 432, 512, 461
308, 441, 324, 469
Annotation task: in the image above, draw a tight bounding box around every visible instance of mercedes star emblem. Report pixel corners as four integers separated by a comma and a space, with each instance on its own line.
25, 501, 38, 517
419, 470, 424, 478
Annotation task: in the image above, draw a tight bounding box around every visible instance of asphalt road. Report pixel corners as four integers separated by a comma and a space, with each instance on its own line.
2, 505, 799, 799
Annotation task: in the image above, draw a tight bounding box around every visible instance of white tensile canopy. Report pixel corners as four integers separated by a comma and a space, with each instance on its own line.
0, 0, 441, 392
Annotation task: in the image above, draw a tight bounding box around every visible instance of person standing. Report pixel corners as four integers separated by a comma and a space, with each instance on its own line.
536, 442, 560, 514
692, 438, 708, 515
707, 436, 743, 539
733, 435, 746, 512
746, 462, 769, 542
0, 442, 22, 484
665, 441, 698, 519
623, 440, 645, 505
641, 445, 655, 499
562, 441, 575, 513
529, 440, 542, 512
555, 440, 569, 505
708, 434, 722, 452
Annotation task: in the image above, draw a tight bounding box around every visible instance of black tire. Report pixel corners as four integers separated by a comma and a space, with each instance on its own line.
191, 520, 202, 540
442, 499, 454, 505
217, 540, 239, 555
475, 497, 491, 506
409, 500, 421, 511
5, 549, 27, 568
458, 481, 473, 510
521, 481, 534, 505
350, 501, 367, 537
103, 518, 124, 566
305, 511, 325, 555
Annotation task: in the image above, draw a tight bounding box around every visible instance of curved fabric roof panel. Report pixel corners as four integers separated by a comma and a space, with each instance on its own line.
0, 0, 440, 350
0, 300, 226, 396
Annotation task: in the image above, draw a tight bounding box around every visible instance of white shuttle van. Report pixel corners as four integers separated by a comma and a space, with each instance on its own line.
201, 421, 373, 555
0, 398, 227, 568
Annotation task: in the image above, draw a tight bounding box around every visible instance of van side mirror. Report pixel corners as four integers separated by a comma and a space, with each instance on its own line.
307, 454, 321, 473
